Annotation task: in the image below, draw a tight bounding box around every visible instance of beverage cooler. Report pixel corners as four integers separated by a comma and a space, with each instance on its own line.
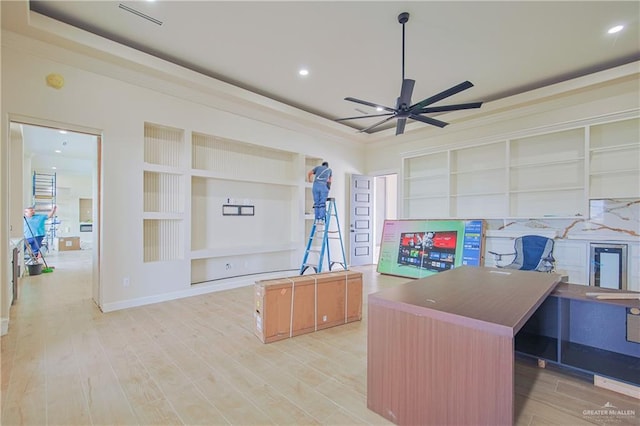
589, 243, 628, 290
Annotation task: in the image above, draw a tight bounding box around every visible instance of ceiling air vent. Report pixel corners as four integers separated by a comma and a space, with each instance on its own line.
118, 3, 163, 26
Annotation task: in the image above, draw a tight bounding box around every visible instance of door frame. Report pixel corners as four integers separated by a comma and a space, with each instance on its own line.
373, 173, 398, 264
349, 174, 374, 266
9, 114, 102, 308
349, 171, 399, 267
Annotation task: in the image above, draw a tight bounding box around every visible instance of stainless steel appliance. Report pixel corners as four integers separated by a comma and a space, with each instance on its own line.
589, 243, 628, 290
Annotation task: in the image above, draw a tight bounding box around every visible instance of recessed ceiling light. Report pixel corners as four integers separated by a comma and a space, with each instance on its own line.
376, 107, 384, 112
55, 150, 62, 153
52, 166, 57, 170
608, 25, 624, 34
299, 69, 309, 76
59, 130, 67, 134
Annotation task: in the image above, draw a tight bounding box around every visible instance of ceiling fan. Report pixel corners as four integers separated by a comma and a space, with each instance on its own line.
336, 12, 483, 135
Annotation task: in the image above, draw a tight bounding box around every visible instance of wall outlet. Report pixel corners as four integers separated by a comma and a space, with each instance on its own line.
123, 277, 130, 287
322, 315, 327, 322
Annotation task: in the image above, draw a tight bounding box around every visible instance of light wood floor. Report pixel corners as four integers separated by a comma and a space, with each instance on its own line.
2, 250, 638, 425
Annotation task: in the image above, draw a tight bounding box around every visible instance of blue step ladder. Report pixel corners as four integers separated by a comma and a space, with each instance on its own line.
300, 197, 347, 274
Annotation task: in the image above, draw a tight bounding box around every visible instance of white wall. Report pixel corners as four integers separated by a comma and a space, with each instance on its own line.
1, 28, 364, 324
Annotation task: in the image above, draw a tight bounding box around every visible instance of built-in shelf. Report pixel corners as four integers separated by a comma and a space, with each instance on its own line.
509, 186, 584, 194
402, 194, 448, 201
451, 191, 506, 198
590, 143, 639, 153
142, 163, 185, 174
144, 123, 185, 168
190, 169, 298, 187
450, 166, 504, 175
187, 138, 316, 282
509, 157, 585, 169
515, 333, 558, 362
404, 173, 448, 181
143, 123, 186, 263
142, 123, 310, 273
403, 117, 639, 218
589, 117, 640, 200
191, 243, 299, 260
192, 132, 298, 182
517, 287, 640, 387
143, 219, 184, 262
589, 168, 639, 176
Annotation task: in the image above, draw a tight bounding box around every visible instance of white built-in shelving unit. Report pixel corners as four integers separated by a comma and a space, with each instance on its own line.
143, 122, 319, 284
450, 142, 507, 218
589, 118, 640, 199
509, 128, 585, 217
143, 123, 186, 262
403, 116, 639, 219
403, 151, 449, 218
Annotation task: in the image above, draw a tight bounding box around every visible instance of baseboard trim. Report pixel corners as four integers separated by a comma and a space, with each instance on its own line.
594, 375, 640, 400
1, 317, 9, 336
100, 270, 296, 313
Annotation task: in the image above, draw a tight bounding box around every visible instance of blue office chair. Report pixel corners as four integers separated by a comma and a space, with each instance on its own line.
489, 235, 556, 272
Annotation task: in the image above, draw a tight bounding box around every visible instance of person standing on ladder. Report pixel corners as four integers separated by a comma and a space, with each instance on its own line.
307, 161, 332, 224
24, 204, 56, 259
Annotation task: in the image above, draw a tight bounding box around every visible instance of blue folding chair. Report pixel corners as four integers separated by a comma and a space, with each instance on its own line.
489, 235, 556, 272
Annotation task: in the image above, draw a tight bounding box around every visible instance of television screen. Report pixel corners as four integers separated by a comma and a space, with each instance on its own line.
396, 230, 458, 272
378, 219, 485, 279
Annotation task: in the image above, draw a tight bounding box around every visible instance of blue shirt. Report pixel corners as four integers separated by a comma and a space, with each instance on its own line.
24, 214, 48, 238
313, 165, 332, 183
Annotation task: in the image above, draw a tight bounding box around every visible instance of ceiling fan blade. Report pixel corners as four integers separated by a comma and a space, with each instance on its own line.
396, 118, 407, 135
414, 102, 483, 114
358, 115, 396, 133
409, 113, 449, 128
344, 97, 396, 113
335, 113, 394, 122
397, 79, 415, 108
409, 81, 474, 110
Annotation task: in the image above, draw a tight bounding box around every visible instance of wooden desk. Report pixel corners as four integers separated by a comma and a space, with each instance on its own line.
367, 266, 561, 426
517, 283, 640, 389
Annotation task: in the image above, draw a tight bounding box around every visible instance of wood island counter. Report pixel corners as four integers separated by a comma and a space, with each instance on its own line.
367, 266, 562, 425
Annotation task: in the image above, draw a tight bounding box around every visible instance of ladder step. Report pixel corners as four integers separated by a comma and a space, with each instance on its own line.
300, 198, 347, 275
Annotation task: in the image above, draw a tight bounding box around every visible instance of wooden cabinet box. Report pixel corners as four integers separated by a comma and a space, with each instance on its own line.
254, 270, 363, 343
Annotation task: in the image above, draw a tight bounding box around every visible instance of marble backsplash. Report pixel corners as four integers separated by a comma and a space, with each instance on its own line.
485, 198, 640, 241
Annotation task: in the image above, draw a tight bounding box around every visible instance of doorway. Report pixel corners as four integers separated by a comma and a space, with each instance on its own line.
373, 174, 398, 264
348, 173, 398, 267
11, 120, 101, 307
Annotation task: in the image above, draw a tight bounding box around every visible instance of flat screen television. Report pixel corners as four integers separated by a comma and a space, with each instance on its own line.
378, 219, 485, 279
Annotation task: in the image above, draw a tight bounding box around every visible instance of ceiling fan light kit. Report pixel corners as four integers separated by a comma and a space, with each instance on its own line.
336, 12, 483, 135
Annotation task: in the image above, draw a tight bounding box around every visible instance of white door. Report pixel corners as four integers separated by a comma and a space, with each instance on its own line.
350, 174, 374, 266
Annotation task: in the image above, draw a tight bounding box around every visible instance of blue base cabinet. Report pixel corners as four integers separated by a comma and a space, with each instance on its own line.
516, 283, 640, 387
